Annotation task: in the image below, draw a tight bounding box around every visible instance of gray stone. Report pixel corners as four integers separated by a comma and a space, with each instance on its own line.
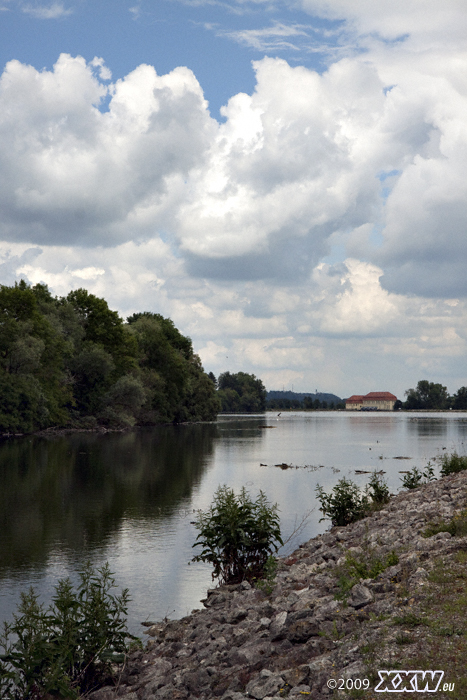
245, 670, 285, 699
348, 584, 374, 609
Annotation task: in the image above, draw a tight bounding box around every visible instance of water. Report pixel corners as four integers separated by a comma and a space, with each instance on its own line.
1, 411, 466, 636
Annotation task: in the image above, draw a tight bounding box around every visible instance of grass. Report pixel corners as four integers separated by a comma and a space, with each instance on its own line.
334, 542, 399, 602
423, 508, 467, 538
440, 452, 467, 477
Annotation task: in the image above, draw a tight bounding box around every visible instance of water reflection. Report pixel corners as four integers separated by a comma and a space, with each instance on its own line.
0, 425, 218, 575
2, 412, 467, 633
407, 417, 449, 438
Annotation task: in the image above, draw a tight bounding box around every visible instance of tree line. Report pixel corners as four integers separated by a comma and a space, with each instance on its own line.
0, 281, 220, 433
212, 373, 346, 412
402, 380, 467, 410
267, 396, 345, 410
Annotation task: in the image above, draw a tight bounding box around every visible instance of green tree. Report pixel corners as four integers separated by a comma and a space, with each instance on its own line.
128, 313, 219, 423
404, 380, 450, 410
217, 371, 266, 413
452, 387, 467, 410
0, 283, 218, 431
67, 289, 137, 377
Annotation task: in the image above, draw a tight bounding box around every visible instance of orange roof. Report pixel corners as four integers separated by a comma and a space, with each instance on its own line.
364, 392, 397, 400
346, 395, 365, 403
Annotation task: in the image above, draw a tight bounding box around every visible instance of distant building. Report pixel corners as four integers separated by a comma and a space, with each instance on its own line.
345, 392, 397, 411
345, 395, 365, 410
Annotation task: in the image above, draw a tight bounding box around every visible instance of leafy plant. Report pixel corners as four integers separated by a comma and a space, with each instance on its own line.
316, 472, 392, 528
368, 471, 390, 505
439, 452, 467, 477
191, 486, 283, 584
401, 463, 436, 489
254, 555, 278, 594
316, 478, 371, 526
0, 562, 135, 700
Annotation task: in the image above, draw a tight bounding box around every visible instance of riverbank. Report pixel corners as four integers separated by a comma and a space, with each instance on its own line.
86, 470, 467, 700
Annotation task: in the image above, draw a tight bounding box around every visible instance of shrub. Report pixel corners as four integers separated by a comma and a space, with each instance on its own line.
315, 478, 371, 527
401, 463, 436, 489
439, 452, 467, 477
316, 472, 391, 527
254, 555, 278, 595
191, 486, 283, 584
368, 471, 390, 505
0, 562, 135, 700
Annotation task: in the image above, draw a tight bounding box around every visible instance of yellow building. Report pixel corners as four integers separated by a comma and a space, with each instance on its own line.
345, 392, 397, 411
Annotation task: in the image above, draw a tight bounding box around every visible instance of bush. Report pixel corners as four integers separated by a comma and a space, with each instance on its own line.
191, 486, 283, 584
315, 478, 371, 527
368, 471, 390, 505
439, 452, 467, 477
316, 472, 391, 527
401, 463, 436, 489
0, 562, 135, 699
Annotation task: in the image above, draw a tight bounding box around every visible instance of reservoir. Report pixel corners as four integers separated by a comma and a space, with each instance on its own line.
1, 411, 466, 636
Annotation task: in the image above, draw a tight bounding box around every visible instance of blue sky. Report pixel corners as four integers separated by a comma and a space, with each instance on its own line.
0, 0, 343, 117
1, 0, 467, 398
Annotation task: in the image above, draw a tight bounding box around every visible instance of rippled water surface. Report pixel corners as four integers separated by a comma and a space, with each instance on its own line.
1, 411, 466, 635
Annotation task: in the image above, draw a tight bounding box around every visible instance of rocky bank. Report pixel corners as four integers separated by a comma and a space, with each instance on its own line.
87, 471, 467, 700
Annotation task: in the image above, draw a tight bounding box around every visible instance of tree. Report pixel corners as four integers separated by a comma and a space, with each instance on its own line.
452, 387, 467, 410
404, 380, 450, 410
217, 372, 267, 413
0, 283, 218, 431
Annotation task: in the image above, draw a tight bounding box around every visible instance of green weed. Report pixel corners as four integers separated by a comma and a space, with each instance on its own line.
0, 562, 134, 700
440, 452, 467, 476
192, 485, 283, 584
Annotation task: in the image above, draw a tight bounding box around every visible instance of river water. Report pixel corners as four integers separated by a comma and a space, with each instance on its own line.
1, 411, 466, 636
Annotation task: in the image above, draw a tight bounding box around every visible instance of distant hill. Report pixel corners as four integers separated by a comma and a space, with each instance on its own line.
266, 390, 343, 404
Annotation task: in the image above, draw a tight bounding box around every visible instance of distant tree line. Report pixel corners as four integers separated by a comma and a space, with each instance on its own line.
267, 396, 345, 410
402, 380, 467, 410
211, 374, 346, 413
0, 281, 220, 433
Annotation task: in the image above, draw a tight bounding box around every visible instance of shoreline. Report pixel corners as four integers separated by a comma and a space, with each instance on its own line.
86, 470, 467, 700
3, 408, 466, 441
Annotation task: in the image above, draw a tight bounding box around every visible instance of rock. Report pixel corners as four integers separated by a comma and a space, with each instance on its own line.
269, 611, 288, 639
245, 670, 285, 699
348, 584, 374, 609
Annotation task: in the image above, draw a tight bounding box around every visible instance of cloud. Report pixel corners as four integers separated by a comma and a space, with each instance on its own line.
2, 0, 467, 395
2, 42, 467, 299
298, 0, 467, 45
22, 2, 72, 18
216, 22, 313, 52
0, 54, 215, 247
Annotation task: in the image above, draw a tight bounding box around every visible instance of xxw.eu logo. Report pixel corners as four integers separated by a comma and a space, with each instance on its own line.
375, 670, 453, 692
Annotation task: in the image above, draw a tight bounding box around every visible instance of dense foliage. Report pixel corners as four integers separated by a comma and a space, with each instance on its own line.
267, 396, 345, 410
403, 379, 467, 410
0, 281, 220, 433
217, 371, 267, 413
192, 485, 283, 584
0, 562, 135, 699
266, 391, 344, 410
316, 471, 390, 527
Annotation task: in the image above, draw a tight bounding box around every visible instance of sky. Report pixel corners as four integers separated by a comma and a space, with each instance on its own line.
0, 0, 466, 399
